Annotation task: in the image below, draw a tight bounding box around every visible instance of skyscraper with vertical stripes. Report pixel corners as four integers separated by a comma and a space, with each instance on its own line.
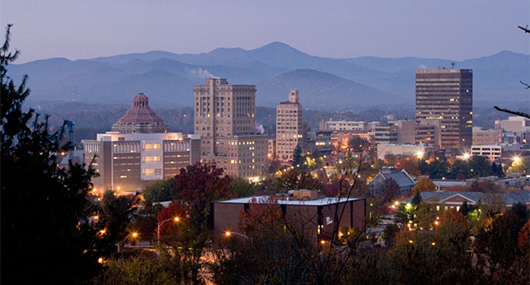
415, 69, 473, 150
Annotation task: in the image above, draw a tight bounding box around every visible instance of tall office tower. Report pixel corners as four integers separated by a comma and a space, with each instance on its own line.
276, 89, 305, 162
193, 78, 267, 180
415, 69, 473, 150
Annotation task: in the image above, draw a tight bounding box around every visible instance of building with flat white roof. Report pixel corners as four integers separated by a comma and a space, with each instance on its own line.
211, 191, 365, 243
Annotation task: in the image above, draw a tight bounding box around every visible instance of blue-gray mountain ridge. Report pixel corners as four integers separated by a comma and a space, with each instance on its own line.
8, 41, 528, 111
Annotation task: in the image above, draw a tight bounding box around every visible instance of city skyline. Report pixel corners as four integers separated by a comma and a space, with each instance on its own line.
1, 0, 528, 64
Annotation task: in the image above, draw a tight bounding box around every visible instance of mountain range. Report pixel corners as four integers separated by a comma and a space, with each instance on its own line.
8, 41, 529, 111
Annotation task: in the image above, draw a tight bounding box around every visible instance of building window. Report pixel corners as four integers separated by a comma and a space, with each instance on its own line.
143, 156, 161, 163
144, 144, 161, 151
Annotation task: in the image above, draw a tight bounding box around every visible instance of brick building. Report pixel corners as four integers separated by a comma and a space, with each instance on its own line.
211, 191, 365, 243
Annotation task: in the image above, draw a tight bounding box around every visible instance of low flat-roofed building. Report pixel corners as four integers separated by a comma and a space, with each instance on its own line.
320, 119, 375, 131
376, 143, 434, 161
307, 131, 333, 154
470, 144, 502, 160
495, 116, 530, 132
473, 127, 502, 146
211, 191, 365, 243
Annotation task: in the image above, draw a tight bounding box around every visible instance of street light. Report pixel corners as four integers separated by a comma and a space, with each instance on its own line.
157, 217, 180, 245
118, 232, 139, 253
224, 230, 252, 246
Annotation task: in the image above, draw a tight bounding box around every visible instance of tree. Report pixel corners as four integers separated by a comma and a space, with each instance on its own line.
491, 162, 505, 177
459, 201, 472, 217
419, 157, 450, 179
156, 202, 188, 244
292, 143, 303, 166
173, 163, 233, 232
100, 190, 139, 253
411, 191, 422, 206
170, 163, 234, 283
348, 136, 369, 153
479, 209, 528, 281
508, 157, 530, 175
415, 202, 438, 230
396, 157, 421, 177
412, 177, 436, 194
230, 177, 258, 197
518, 220, 530, 257
1, 24, 102, 283
273, 168, 322, 192
142, 178, 174, 205
435, 209, 471, 274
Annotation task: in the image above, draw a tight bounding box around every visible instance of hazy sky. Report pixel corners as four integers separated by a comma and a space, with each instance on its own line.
1, 0, 529, 63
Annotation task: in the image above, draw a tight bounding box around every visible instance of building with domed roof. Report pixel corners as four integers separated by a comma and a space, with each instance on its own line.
111, 93, 169, 134
83, 93, 200, 192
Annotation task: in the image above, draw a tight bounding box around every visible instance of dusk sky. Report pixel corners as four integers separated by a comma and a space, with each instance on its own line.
1, 0, 529, 63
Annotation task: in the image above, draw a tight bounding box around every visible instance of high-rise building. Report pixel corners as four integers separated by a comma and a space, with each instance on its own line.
415, 69, 473, 149
83, 93, 200, 192
193, 78, 267, 180
276, 89, 305, 162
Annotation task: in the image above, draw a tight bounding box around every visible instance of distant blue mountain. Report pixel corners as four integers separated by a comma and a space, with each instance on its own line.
256, 69, 391, 110
10, 42, 528, 110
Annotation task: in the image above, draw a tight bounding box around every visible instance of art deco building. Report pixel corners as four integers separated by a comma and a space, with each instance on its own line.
193, 78, 267, 180
415, 69, 473, 149
83, 93, 200, 192
276, 89, 305, 162
112, 92, 169, 134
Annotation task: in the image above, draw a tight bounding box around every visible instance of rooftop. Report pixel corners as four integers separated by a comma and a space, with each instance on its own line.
215, 195, 363, 206
116, 93, 165, 123
404, 190, 530, 205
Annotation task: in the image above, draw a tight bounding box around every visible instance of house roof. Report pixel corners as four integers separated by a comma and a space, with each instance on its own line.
381, 171, 416, 187
405, 190, 530, 206
368, 169, 416, 188
503, 190, 530, 205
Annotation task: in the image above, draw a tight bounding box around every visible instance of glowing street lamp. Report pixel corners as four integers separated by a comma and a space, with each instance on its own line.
463, 153, 471, 160
224, 230, 252, 246
157, 217, 180, 245
118, 232, 139, 253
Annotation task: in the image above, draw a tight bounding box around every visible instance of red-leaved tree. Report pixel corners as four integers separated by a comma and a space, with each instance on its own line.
156, 202, 188, 244
173, 163, 234, 232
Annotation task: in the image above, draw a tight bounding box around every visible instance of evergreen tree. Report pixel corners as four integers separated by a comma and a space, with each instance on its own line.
460, 201, 471, 216
1, 25, 101, 283
292, 143, 303, 166
411, 191, 422, 206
